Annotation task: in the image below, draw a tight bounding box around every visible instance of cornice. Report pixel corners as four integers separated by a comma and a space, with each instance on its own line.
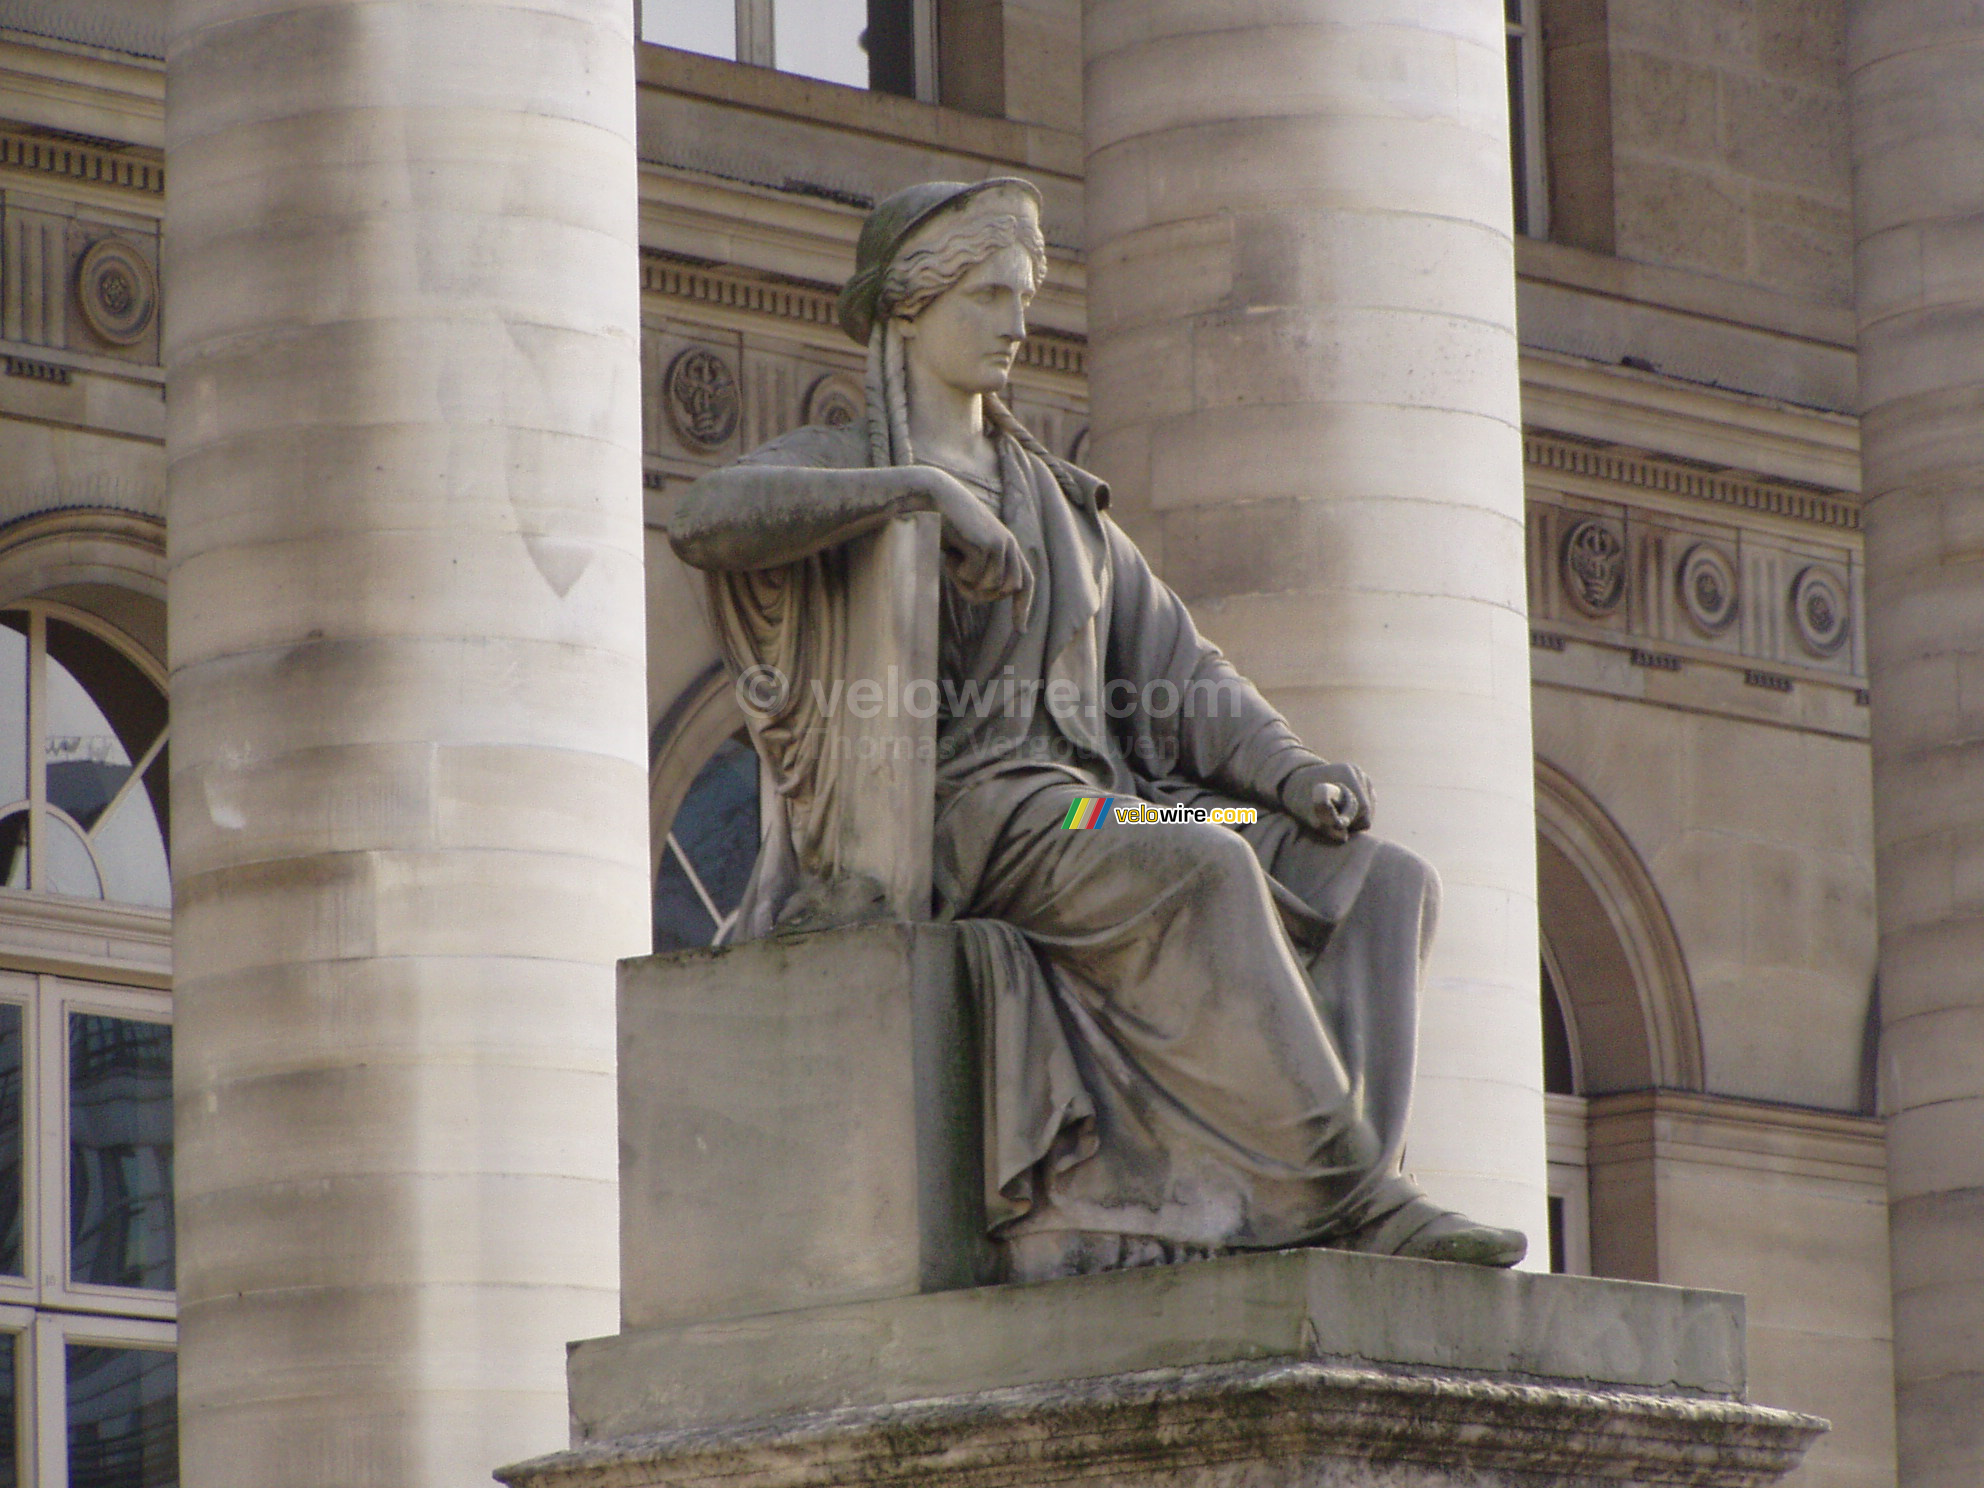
641, 251, 1087, 378
0, 125, 160, 195
1526, 431, 1860, 531
0, 887, 170, 988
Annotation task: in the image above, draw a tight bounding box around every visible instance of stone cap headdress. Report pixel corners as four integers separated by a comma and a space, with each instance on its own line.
838, 177, 1059, 476
836, 177, 1045, 345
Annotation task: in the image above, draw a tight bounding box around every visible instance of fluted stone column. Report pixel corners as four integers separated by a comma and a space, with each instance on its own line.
1850, 8, 1984, 1484
165, 1, 648, 1482
1082, 0, 1547, 1248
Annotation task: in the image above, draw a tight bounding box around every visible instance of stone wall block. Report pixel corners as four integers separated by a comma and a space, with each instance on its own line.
167, 3, 633, 143
1085, 117, 1510, 241
169, 743, 651, 869
179, 1282, 613, 1487
170, 535, 647, 667
1084, 24, 1500, 149
1144, 403, 1519, 514
170, 319, 643, 462
172, 848, 652, 975
168, 640, 648, 760
177, 1170, 618, 1298
1085, 0, 1543, 1255
167, 8, 647, 1460
167, 426, 639, 554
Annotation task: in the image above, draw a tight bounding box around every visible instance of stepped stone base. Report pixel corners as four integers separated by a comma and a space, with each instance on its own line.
496, 1250, 1825, 1488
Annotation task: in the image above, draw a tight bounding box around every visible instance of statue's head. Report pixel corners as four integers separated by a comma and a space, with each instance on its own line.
837, 178, 1047, 349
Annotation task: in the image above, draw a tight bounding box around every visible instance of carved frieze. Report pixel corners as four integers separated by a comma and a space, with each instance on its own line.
1560, 519, 1627, 617
664, 347, 742, 451
74, 236, 157, 346
1790, 565, 1852, 657
1677, 543, 1738, 635
804, 372, 864, 430
1528, 490, 1863, 704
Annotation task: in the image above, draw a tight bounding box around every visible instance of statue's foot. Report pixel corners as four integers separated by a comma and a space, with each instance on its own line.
1338, 1196, 1528, 1268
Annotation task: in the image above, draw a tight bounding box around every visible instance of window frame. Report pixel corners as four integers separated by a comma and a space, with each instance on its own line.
641, 0, 939, 101
1507, 0, 1549, 240
0, 602, 170, 914
0, 974, 173, 1325
33, 1310, 175, 1488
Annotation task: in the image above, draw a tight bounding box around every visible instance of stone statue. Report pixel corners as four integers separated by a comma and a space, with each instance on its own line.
668, 178, 1527, 1276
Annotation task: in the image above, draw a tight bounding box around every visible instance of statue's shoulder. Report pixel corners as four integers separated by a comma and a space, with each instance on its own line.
735, 422, 871, 471
1032, 448, 1110, 514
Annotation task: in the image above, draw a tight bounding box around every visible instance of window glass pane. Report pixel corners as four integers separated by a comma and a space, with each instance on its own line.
0, 814, 23, 894
653, 735, 760, 952
0, 616, 26, 814
0, 1333, 16, 1488
44, 814, 102, 901
644, 0, 736, 57
1508, 33, 1529, 235
44, 621, 163, 835
66, 1345, 176, 1488
90, 790, 170, 910
70, 1014, 174, 1291
773, 0, 867, 87
865, 0, 915, 97
0, 1005, 21, 1277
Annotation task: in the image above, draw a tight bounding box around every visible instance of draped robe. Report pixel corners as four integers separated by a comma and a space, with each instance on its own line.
700, 421, 1435, 1273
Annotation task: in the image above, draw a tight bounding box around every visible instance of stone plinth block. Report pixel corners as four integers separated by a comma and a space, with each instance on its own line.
563, 1248, 1753, 1441
503, 1361, 1821, 1488
619, 924, 990, 1331
501, 1250, 1824, 1488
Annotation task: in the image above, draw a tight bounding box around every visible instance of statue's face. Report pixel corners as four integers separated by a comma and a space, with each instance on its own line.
896, 244, 1037, 396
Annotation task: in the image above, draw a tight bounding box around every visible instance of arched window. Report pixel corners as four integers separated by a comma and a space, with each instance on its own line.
0, 605, 169, 910
653, 733, 760, 953
1541, 951, 1590, 1275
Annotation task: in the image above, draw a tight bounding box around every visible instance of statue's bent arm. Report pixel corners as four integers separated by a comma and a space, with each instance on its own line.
667, 462, 942, 572
1101, 515, 1329, 807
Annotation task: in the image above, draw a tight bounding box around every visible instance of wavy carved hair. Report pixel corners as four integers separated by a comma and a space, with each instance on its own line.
864, 210, 1054, 471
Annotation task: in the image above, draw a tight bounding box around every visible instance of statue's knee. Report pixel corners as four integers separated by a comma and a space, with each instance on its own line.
1370, 837, 1441, 911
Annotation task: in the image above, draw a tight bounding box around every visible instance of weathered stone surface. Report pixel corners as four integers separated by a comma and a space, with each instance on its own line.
572, 1248, 1749, 1440
1081, 0, 1549, 1252
619, 924, 989, 1332
504, 1357, 1825, 1488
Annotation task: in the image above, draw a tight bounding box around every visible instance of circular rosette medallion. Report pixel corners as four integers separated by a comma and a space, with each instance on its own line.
1790, 565, 1852, 657
74, 237, 157, 346
1677, 543, 1739, 635
1560, 517, 1627, 617
803, 372, 865, 430
665, 347, 741, 451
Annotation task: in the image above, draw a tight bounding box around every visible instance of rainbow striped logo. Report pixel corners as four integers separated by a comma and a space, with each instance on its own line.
1061, 796, 1115, 830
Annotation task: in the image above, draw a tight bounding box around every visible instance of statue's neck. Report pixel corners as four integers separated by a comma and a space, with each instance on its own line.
904, 360, 998, 484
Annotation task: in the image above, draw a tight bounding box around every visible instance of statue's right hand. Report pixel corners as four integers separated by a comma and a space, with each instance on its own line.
922, 469, 1035, 623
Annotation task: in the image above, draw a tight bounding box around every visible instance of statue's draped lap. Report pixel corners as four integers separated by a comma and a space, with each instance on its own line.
704, 423, 1438, 1267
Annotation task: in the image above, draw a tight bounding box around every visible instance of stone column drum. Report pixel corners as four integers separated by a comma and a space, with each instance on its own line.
1080, 0, 1548, 1246
1850, 6, 1984, 1485
164, 0, 649, 1482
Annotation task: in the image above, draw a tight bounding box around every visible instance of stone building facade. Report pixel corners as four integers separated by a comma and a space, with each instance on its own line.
0, 1, 1966, 1487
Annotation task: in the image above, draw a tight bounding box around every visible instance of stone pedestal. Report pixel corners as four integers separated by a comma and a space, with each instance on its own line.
501, 1248, 1824, 1488
523, 916, 1823, 1488
618, 924, 990, 1330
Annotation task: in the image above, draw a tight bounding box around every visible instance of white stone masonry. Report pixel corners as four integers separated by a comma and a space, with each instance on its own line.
1080, 0, 1549, 1250
164, 0, 650, 1481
